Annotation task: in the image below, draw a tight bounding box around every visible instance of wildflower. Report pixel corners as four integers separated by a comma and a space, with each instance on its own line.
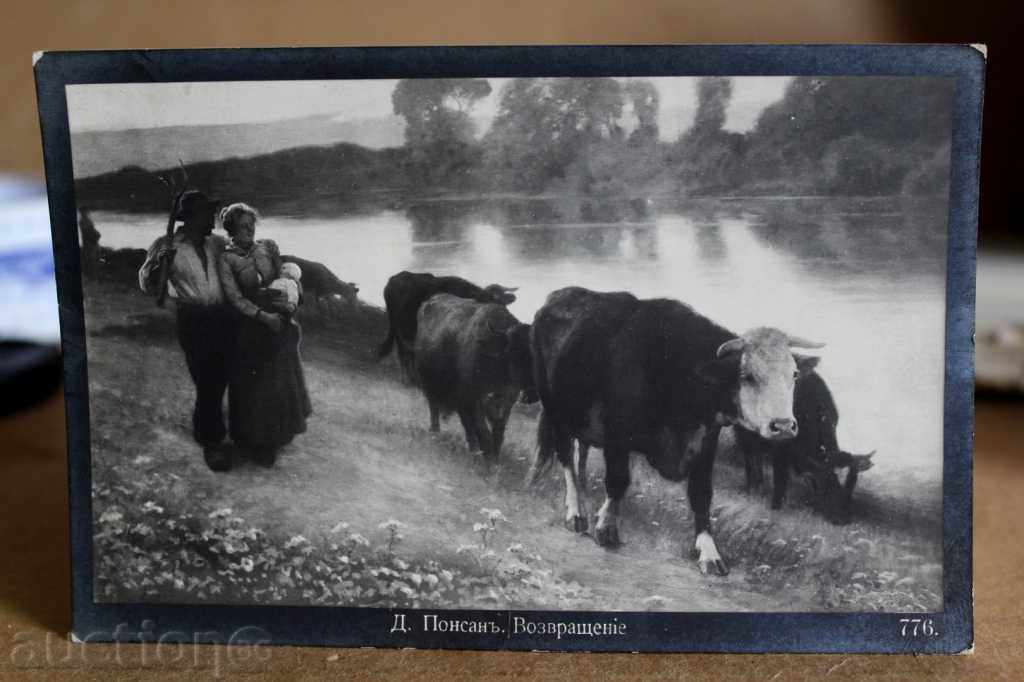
330, 522, 350, 534
98, 510, 123, 524
480, 508, 507, 523
378, 519, 406, 532
284, 535, 310, 550
208, 508, 233, 519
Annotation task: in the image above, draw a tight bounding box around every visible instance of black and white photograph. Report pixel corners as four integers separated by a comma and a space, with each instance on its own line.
67, 72, 953, 612
34, 45, 981, 652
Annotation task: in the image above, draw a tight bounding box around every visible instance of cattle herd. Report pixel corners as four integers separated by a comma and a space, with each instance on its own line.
377, 270, 874, 576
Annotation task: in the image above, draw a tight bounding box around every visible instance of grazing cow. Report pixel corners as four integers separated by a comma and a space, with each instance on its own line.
414, 294, 535, 460
528, 287, 823, 576
280, 255, 359, 304
736, 371, 874, 524
378, 271, 518, 382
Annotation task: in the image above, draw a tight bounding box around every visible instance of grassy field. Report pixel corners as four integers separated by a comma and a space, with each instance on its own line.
83, 267, 941, 612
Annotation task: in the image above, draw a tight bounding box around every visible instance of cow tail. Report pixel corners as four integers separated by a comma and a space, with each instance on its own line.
376, 325, 395, 360
526, 412, 556, 487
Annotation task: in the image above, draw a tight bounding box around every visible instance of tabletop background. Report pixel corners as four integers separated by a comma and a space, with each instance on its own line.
1, 1, 1020, 678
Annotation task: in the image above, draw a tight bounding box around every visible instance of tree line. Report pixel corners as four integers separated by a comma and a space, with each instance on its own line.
395, 76, 952, 197
75, 76, 952, 212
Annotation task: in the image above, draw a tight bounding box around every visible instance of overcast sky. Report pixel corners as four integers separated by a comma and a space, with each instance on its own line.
67, 77, 792, 142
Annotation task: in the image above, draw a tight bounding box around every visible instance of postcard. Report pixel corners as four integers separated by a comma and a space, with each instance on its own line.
34, 44, 982, 653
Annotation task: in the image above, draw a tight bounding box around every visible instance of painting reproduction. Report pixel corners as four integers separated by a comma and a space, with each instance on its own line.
36, 46, 981, 653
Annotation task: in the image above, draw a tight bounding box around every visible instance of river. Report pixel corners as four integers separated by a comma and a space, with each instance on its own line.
89, 195, 949, 489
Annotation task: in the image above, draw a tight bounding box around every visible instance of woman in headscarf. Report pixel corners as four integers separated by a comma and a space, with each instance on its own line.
217, 203, 311, 465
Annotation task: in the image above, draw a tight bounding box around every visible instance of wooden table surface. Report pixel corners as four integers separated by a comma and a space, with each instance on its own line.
0, 390, 1018, 679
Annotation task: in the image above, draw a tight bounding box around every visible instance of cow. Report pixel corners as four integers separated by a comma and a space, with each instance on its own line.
377, 271, 518, 382
527, 286, 823, 576
280, 254, 359, 305
414, 294, 536, 460
735, 370, 874, 524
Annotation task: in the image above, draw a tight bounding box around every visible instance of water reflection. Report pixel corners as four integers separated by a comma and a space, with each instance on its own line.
93, 196, 949, 484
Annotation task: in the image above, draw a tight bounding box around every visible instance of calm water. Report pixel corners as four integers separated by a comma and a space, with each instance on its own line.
92, 196, 948, 484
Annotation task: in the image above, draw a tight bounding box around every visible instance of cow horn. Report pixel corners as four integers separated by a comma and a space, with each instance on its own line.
716, 338, 746, 358
836, 450, 875, 472
503, 286, 519, 292
850, 450, 875, 472
787, 335, 826, 349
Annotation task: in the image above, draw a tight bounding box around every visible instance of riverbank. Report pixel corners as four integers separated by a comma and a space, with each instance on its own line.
83, 268, 941, 611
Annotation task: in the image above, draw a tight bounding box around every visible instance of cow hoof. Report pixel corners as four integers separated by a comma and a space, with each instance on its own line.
594, 524, 621, 548
698, 558, 730, 577
693, 531, 729, 576
564, 515, 588, 534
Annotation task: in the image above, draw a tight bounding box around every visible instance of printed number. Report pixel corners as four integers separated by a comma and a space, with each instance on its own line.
899, 618, 938, 637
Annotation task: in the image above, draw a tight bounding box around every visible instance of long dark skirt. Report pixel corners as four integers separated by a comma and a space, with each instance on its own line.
229, 316, 312, 452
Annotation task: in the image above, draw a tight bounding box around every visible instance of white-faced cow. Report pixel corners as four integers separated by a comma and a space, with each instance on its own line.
528, 287, 823, 576
414, 294, 535, 460
736, 370, 874, 524
378, 271, 518, 382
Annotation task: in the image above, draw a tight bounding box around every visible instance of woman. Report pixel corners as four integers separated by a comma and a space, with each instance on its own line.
218, 203, 312, 465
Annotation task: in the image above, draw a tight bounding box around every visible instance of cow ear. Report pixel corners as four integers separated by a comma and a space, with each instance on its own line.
696, 355, 740, 386
794, 354, 820, 376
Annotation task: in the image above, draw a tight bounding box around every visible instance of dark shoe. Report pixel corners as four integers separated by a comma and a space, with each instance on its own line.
203, 445, 233, 472
250, 447, 278, 468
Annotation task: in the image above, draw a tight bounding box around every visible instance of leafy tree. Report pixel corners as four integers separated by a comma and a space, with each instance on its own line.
391, 79, 492, 188
624, 80, 659, 145
483, 78, 629, 193
745, 77, 954, 194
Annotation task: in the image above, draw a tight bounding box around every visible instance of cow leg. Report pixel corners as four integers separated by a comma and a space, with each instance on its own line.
471, 404, 496, 460
398, 343, 416, 383
457, 408, 480, 452
594, 443, 629, 548
553, 429, 586, 533
771, 451, 790, 510
576, 442, 590, 485
427, 397, 440, 432
486, 396, 515, 458
746, 450, 765, 493
736, 429, 764, 494
688, 424, 728, 575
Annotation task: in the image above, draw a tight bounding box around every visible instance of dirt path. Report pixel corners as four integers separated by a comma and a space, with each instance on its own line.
85, 286, 788, 612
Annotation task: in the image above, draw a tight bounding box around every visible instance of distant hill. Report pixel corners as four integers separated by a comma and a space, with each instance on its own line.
71, 114, 407, 179
74, 142, 414, 215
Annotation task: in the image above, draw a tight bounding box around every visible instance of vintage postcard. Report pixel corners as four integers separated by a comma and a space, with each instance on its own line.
35, 45, 981, 653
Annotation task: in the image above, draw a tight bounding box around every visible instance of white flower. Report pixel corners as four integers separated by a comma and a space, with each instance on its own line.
284, 535, 309, 549
378, 519, 406, 531
208, 508, 233, 519
240, 557, 255, 573
480, 508, 507, 523
330, 522, 350, 534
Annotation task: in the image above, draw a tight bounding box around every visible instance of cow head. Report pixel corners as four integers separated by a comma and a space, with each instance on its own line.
325, 281, 360, 306
477, 321, 537, 403
793, 373, 873, 524
481, 284, 518, 306
697, 328, 823, 441
811, 449, 875, 524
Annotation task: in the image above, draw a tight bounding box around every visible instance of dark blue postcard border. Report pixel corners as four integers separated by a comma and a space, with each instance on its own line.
34, 44, 982, 654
